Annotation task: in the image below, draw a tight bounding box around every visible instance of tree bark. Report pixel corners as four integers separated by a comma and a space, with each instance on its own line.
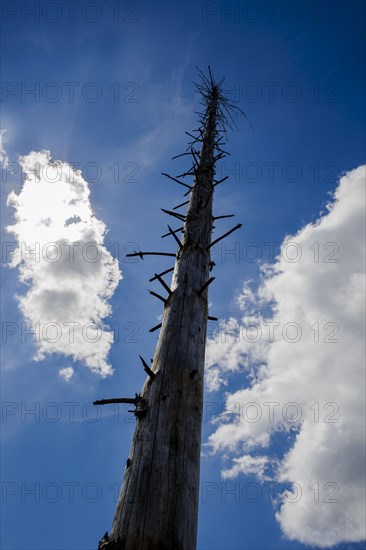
100, 91, 219, 550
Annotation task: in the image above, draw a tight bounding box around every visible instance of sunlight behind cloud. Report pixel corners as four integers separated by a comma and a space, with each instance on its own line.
6, 150, 122, 377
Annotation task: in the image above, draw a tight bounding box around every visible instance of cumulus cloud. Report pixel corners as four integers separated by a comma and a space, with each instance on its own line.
6, 150, 122, 377
0, 129, 9, 167
206, 166, 366, 547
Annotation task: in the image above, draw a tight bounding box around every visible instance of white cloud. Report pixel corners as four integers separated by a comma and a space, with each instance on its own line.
0, 129, 9, 167
206, 166, 366, 547
6, 150, 122, 377
59, 366, 74, 382
222, 454, 271, 482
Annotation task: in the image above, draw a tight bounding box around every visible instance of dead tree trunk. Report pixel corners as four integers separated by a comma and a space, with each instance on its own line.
97, 68, 243, 550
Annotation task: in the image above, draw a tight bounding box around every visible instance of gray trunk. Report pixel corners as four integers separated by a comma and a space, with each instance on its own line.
100, 92, 219, 550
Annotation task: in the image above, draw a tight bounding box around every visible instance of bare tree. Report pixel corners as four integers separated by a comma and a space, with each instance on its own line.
95, 67, 245, 550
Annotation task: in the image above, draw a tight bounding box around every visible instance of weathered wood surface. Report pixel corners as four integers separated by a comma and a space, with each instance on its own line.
100, 93, 219, 550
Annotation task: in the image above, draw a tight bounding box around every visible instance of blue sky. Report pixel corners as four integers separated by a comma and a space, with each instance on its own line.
1, 1, 365, 549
